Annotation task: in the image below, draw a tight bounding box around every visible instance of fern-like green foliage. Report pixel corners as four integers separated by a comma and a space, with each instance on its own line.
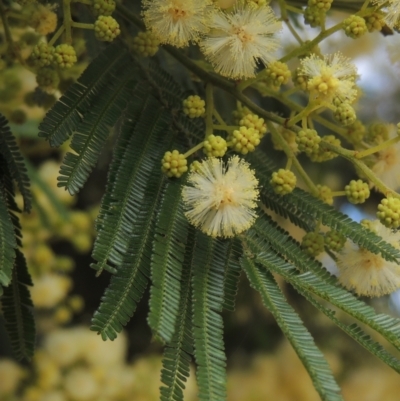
0, 115, 31, 212
2, 250, 35, 360
241, 255, 343, 401
0, 116, 34, 360
38, 42, 400, 401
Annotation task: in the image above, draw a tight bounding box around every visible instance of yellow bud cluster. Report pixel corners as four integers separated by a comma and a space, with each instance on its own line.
92, 0, 116, 16
346, 120, 366, 145
377, 197, 400, 229
263, 61, 291, 89
245, 0, 268, 8
94, 16, 121, 42
132, 31, 160, 57
343, 15, 368, 39
161, 150, 188, 178
228, 126, 261, 155
239, 113, 267, 137
270, 169, 296, 195
308, 135, 340, 162
182, 95, 205, 118
232, 104, 251, 124
203, 135, 227, 157
54, 44, 77, 69
301, 232, 325, 256
364, 11, 385, 32
316, 184, 333, 205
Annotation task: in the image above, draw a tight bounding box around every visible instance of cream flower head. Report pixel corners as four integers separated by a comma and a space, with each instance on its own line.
371, 125, 400, 190
200, 4, 282, 79
299, 52, 358, 104
374, 0, 400, 28
182, 156, 259, 238
336, 220, 400, 297
142, 0, 214, 48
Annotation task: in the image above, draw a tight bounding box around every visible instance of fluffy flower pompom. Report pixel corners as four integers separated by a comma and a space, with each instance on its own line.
182, 156, 259, 238
371, 125, 400, 191
374, 0, 400, 28
336, 220, 400, 297
142, 0, 214, 48
299, 52, 358, 104
200, 4, 281, 79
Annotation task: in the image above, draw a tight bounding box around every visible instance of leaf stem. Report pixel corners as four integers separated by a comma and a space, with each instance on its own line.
205, 84, 214, 139
354, 136, 400, 159
267, 121, 318, 196
63, 0, 73, 44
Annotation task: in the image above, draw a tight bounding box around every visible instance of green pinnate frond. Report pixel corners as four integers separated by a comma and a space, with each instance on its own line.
250, 150, 400, 263
246, 229, 400, 352
39, 43, 131, 146
294, 285, 400, 373
160, 227, 195, 401
192, 233, 227, 401
2, 250, 35, 360
0, 115, 31, 212
248, 152, 315, 231
148, 179, 189, 343
90, 161, 167, 340
91, 93, 172, 275
0, 189, 17, 288
241, 255, 343, 401
221, 238, 242, 312
57, 68, 137, 195
138, 58, 184, 111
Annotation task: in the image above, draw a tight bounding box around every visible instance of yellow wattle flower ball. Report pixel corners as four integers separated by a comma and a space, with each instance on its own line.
182, 156, 259, 238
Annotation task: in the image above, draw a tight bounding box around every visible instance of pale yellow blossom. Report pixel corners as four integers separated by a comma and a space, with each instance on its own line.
182, 156, 259, 238
200, 4, 281, 79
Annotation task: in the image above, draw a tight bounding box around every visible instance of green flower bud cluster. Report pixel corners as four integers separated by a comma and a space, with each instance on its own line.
364, 11, 385, 32
345, 179, 370, 204
360, 219, 376, 232
345, 120, 366, 145
203, 135, 227, 157
94, 16, 121, 42
301, 232, 325, 256
296, 129, 321, 155
245, 0, 268, 8
308, 135, 340, 162
377, 197, 400, 229
30, 43, 55, 67
308, 0, 333, 11
183, 95, 205, 118
366, 122, 389, 145
292, 68, 308, 91
304, 6, 325, 28
54, 44, 77, 69
271, 127, 298, 154
333, 102, 356, 126
132, 31, 160, 57
232, 104, 251, 124
36, 67, 60, 91
316, 184, 333, 205
239, 113, 267, 137
227, 126, 261, 155
263, 61, 291, 89
161, 150, 188, 178
324, 230, 346, 251
190, 160, 201, 172
91, 0, 116, 16
343, 15, 368, 39
270, 169, 297, 195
